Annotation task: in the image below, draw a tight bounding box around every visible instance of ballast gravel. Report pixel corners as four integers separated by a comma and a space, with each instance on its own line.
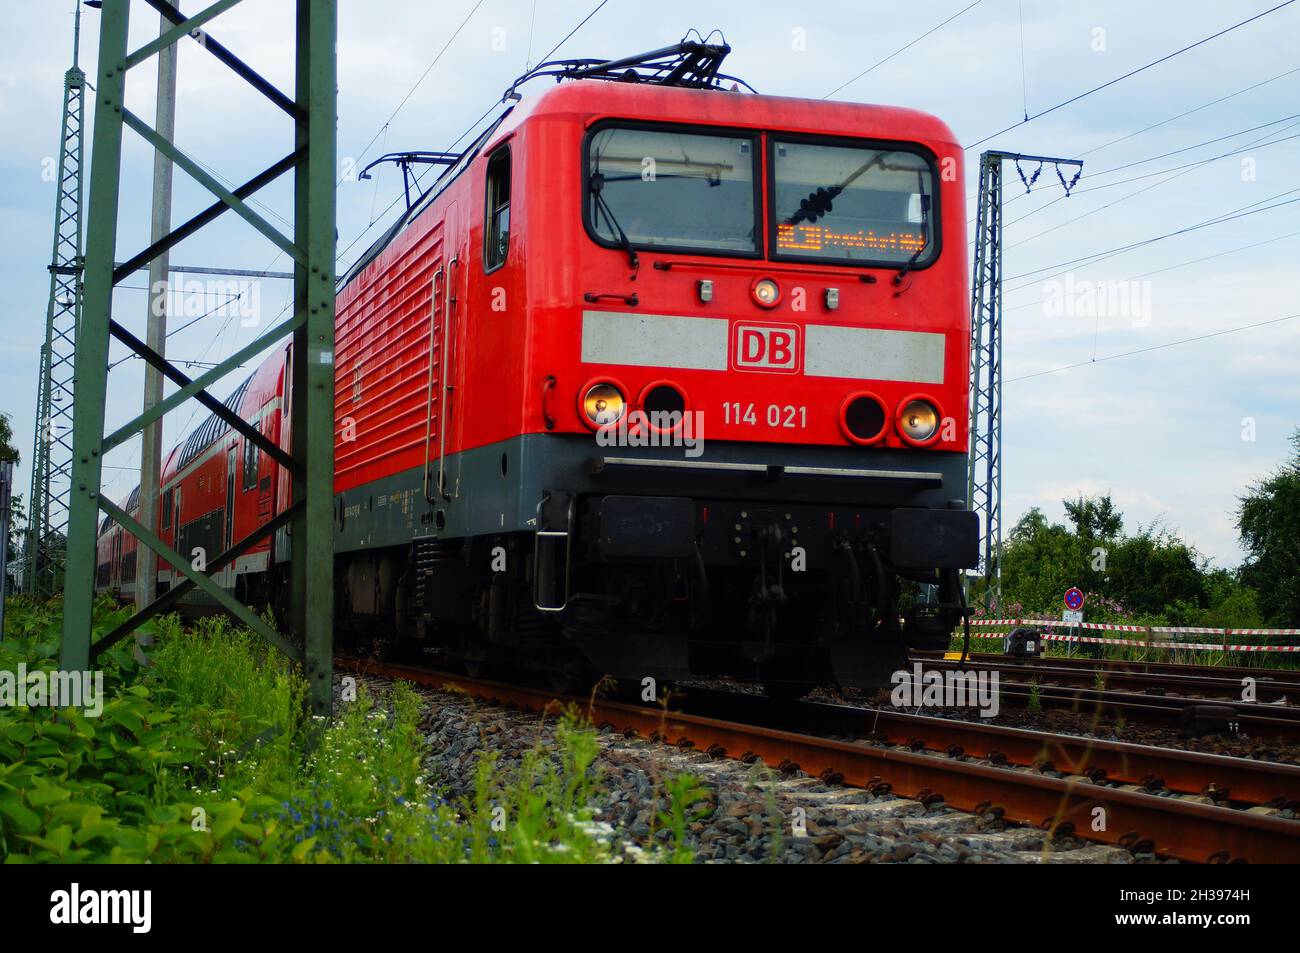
345, 673, 1140, 864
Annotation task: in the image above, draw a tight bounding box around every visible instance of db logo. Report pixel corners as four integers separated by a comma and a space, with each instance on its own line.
732, 323, 801, 374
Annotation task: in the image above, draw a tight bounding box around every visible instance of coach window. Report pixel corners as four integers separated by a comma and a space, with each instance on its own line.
161, 488, 173, 529
242, 431, 259, 492
484, 146, 511, 272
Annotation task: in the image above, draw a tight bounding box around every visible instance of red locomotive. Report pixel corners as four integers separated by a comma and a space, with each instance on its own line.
97, 42, 977, 695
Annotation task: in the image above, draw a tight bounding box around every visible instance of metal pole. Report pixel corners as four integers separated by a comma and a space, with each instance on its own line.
967, 155, 989, 512
968, 154, 995, 610
968, 150, 1082, 615
62, 0, 129, 672
293, 0, 337, 717
968, 154, 1008, 613
137, 5, 179, 617
984, 159, 1003, 610
26, 1, 87, 596
0, 460, 12, 639
993, 166, 1005, 611
968, 155, 1006, 613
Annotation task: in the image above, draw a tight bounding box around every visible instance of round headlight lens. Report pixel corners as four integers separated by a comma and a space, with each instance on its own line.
752, 277, 780, 308
899, 399, 939, 442
582, 383, 626, 427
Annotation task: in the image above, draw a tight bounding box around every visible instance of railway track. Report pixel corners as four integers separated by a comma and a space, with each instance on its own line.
339, 658, 1300, 863
911, 656, 1299, 703
896, 657, 1300, 739
916, 650, 1300, 686
676, 686, 1300, 810
971, 679, 1300, 741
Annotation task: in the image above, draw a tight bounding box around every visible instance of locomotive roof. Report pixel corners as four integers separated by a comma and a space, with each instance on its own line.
339, 81, 958, 289
497, 80, 961, 148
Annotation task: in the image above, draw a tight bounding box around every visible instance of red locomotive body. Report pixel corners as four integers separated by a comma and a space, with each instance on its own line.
99, 48, 978, 693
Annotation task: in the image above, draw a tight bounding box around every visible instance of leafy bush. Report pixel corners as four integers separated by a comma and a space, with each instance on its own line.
1239, 430, 1300, 626
997, 496, 1268, 629
1, 598, 700, 863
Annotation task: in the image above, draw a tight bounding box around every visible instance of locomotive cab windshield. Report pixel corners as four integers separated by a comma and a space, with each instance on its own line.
584, 122, 939, 269
770, 138, 937, 269
586, 124, 760, 255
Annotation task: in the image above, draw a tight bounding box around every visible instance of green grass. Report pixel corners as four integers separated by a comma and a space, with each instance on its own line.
1, 596, 703, 864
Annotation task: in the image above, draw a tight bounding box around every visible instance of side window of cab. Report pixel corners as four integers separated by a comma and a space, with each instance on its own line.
484, 146, 511, 272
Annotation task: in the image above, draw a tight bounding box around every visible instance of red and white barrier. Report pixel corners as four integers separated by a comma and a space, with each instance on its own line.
962, 618, 1300, 653
1035, 633, 1300, 653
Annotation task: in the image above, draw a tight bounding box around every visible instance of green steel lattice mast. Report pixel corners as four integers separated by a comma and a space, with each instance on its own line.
25, 2, 88, 597
59, 0, 338, 718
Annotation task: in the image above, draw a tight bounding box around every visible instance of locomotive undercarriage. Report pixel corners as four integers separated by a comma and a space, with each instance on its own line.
544, 492, 975, 693
334, 488, 977, 697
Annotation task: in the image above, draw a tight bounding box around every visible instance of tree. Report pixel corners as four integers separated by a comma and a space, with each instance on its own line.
1106, 522, 1206, 617
1001, 494, 1215, 624
4, 494, 25, 564
1063, 495, 1123, 540
998, 507, 1083, 613
1, 412, 23, 595
1196, 566, 1263, 629
1238, 430, 1300, 626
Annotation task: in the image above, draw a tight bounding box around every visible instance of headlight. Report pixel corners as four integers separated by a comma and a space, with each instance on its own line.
581, 382, 626, 427
840, 393, 887, 444
898, 398, 939, 443
751, 277, 781, 309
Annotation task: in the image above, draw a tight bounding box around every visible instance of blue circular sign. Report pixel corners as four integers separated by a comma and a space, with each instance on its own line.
1064, 587, 1085, 611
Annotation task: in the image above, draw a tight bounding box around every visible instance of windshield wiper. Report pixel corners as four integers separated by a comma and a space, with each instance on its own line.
589, 172, 639, 273
892, 238, 927, 287
893, 175, 931, 289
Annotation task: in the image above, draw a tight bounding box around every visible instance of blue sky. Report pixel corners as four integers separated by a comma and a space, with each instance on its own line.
1, 0, 1297, 567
